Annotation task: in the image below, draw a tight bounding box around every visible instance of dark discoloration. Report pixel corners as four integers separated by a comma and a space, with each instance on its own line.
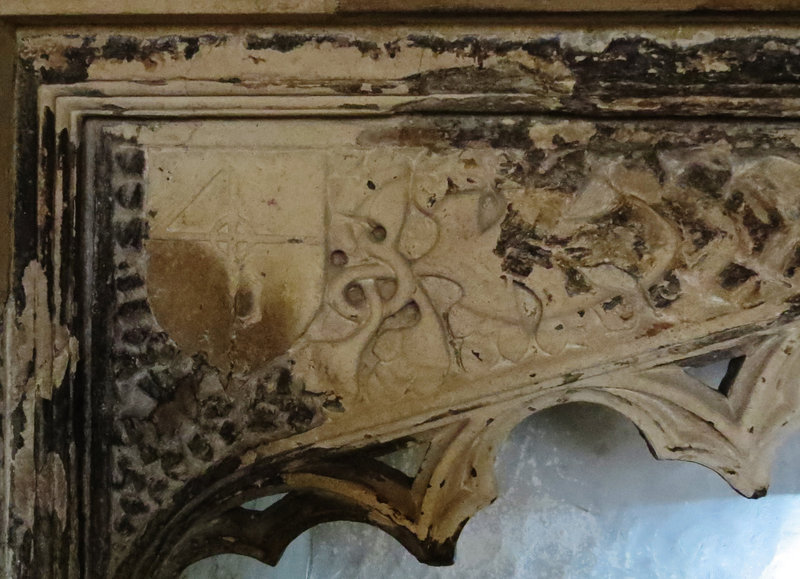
564, 266, 592, 296
138, 445, 459, 577
360, 116, 534, 152
785, 244, 800, 278
660, 200, 720, 250
245, 33, 309, 53
494, 208, 547, 277
678, 162, 731, 198
117, 298, 150, 318
528, 149, 588, 194
120, 497, 150, 517
648, 272, 682, 308
602, 295, 623, 311
558, 35, 800, 111
777, 302, 800, 324
115, 182, 144, 211
561, 372, 583, 385
416, 404, 484, 426
11, 397, 27, 455
23, 34, 226, 86
719, 263, 758, 290
102, 34, 222, 63
666, 321, 766, 357
183, 38, 202, 60
101, 35, 144, 61
70, 115, 800, 576
20, 32, 800, 114
249, 364, 320, 427
593, 121, 800, 153
245, 33, 381, 59
405, 61, 564, 96
725, 190, 745, 213
495, 193, 657, 298
338, 103, 381, 110
742, 206, 783, 253
115, 147, 146, 175
406, 34, 523, 65
322, 396, 345, 413
13, 61, 40, 312
57, 127, 76, 325
37, 37, 98, 84
717, 355, 746, 397
115, 218, 148, 250
667, 445, 696, 453
395, 33, 800, 108
41, 108, 57, 316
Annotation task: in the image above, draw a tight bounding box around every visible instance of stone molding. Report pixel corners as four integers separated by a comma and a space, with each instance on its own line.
4, 1, 800, 17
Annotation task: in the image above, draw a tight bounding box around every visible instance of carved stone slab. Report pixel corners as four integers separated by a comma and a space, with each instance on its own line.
3, 25, 800, 578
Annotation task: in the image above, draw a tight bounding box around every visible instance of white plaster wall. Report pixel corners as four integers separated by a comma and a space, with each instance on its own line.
184, 388, 800, 578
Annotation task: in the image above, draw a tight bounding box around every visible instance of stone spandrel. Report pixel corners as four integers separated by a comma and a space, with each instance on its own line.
106, 104, 800, 572
85, 110, 800, 577
127, 116, 800, 413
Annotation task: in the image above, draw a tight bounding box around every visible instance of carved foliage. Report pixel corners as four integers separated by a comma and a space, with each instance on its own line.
279, 119, 800, 406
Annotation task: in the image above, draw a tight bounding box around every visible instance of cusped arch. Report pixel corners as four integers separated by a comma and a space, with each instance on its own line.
119, 327, 800, 578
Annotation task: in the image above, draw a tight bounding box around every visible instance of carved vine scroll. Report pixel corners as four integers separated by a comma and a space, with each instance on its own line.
4, 26, 800, 578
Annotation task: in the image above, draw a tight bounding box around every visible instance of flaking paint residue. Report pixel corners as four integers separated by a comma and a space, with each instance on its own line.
1, 261, 79, 572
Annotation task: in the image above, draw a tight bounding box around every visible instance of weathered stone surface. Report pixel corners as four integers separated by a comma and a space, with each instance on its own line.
4, 24, 800, 579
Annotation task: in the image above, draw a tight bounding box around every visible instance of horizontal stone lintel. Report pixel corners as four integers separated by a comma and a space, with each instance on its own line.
4, 0, 800, 18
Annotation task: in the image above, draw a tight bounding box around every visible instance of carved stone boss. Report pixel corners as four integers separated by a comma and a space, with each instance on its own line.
3, 26, 800, 578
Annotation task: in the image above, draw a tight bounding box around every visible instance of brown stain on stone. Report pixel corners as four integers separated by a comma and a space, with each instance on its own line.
147, 240, 231, 370
146, 240, 292, 373
641, 322, 675, 337
229, 290, 294, 373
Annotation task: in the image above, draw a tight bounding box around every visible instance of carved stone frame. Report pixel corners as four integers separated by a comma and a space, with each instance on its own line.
4, 22, 800, 578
